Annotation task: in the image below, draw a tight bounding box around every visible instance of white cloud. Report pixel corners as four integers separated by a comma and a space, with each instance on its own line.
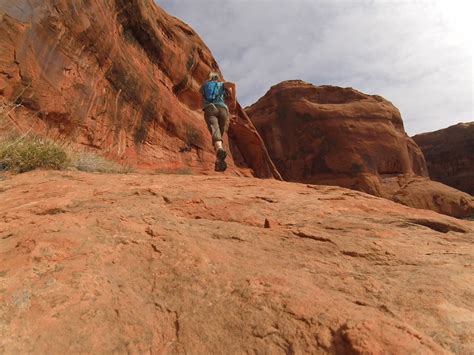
158, 0, 473, 135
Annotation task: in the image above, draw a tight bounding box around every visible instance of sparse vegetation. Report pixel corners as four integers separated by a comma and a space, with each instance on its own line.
0, 136, 69, 173
0, 100, 134, 174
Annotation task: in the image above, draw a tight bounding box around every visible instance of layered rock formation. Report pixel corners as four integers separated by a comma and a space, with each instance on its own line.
413, 122, 474, 195
1, 170, 473, 353
0, 0, 279, 178
247, 80, 473, 218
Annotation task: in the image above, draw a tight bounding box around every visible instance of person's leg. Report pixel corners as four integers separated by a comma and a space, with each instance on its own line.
217, 107, 230, 146
214, 140, 223, 150
204, 106, 222, 144
213, 107, 228, 171
204, 106, 227, 172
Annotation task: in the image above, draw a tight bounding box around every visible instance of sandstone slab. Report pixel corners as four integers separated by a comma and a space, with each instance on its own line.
0, 170, 473, 353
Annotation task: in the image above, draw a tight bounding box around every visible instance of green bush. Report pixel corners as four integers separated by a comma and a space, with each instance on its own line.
0, 136, 69, 173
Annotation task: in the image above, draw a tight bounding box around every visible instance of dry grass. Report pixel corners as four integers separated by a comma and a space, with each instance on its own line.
0, 100, 134, 174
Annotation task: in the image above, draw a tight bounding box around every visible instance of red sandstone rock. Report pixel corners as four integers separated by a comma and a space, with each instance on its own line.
380, 175, 474, 218
0, 170, 472, 353
246, 80, 473, 218
0, 0, 280, 179
413, 122, 474, 196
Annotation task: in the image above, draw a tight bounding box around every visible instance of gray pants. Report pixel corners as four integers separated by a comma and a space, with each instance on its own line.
203, 105, 229, 143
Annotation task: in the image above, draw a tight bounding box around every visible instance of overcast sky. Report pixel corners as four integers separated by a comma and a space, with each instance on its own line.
158, 0, 472, 135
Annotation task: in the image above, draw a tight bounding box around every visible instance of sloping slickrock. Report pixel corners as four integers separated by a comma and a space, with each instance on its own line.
380, 175, 474, 218
0, 0, 279, 178
413, 122, 474, 196
1, 170, 473, 353
246, 80, 473, 218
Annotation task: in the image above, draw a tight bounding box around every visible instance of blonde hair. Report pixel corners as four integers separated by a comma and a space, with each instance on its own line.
208, 72, 220, 81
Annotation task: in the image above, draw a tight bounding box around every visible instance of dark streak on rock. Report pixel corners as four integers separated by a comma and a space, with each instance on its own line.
407, 218, 468, 234
293, 231, 336, 245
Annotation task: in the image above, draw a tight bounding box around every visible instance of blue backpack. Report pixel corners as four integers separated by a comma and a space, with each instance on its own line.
203, 81, 223, 103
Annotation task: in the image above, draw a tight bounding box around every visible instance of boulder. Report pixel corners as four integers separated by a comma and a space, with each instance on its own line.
246, 80, 473, 218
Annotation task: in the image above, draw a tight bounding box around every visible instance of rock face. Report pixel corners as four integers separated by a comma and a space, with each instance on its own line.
413, 122, 474, 195
247, 80, 474, 218
0, 0, 280, 178
1, 170, 473, 353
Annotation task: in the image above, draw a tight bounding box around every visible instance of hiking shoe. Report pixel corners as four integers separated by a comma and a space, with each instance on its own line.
215, 159, 227, 172
214, 148, 227, 172
216, 148, 227, 161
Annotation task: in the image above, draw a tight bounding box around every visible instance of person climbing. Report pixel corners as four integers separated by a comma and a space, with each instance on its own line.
202, 72, 236, 172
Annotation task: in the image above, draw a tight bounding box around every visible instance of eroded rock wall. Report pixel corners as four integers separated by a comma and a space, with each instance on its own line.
0, 0, 279, 178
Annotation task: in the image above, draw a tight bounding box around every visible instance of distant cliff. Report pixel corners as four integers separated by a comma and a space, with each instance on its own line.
413, 122, 474, 195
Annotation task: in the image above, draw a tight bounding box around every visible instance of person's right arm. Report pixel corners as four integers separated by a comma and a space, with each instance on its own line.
223, 82, 236, 109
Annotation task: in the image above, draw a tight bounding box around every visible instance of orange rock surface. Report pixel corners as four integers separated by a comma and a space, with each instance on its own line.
247, 80, 473, 218
0, 170, 473, 353
413, 122, 474, 196
1, 3, 473, 352
0, 0, 279, 178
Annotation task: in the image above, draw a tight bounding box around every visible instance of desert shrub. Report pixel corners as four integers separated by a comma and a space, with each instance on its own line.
0, 101, 68, 172
0, 137, 135, 174
0, 136, 69, 173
